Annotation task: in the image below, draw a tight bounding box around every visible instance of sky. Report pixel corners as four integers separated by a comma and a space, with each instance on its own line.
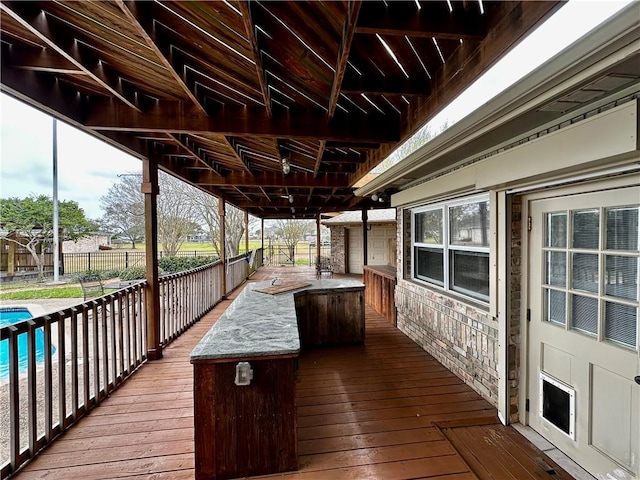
0, 0, 634, 221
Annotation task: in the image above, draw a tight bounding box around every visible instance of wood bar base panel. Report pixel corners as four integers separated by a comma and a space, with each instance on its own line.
193, 358, 297, 480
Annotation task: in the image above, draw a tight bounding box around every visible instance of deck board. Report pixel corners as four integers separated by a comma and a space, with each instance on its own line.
14, 267, 576, 480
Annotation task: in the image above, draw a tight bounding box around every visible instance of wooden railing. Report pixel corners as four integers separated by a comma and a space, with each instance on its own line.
158, 262, 224, 346
0, 282, 147, 478
0, 254, 262, 478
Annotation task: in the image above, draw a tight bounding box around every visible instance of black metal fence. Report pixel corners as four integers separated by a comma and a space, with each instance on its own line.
263, 244, 330, 266
62, 251, 219, 274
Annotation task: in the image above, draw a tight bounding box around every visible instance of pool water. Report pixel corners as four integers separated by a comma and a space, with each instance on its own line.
0, 308, 54, 380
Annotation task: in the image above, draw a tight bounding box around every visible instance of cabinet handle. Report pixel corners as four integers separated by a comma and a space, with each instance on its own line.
634, 375, 640, 386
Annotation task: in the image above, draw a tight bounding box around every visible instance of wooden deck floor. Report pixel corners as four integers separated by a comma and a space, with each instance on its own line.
14, 267, 574, 480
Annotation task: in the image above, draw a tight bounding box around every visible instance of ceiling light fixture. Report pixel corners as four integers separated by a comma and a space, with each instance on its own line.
282, 158, 291, 175
371, 193, 379, 202
288, 194, 294, 203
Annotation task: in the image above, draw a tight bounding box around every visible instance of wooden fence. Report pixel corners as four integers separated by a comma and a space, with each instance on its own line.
0, 250, 264, 477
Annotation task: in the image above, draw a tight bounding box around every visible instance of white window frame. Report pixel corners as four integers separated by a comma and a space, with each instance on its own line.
411, 193, 491, 303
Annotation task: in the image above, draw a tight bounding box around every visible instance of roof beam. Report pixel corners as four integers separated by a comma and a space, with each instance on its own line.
115, 0, 206, 114
0, 1, 142, 111
169, 133, 224, 176
328, 0, 361, 117
355, 2, 486, 40
83, 99, 400, 143
3, 44, 82, 74
313, 140, 326, 177
194, 170, 351, 188
238, 1, 272, 118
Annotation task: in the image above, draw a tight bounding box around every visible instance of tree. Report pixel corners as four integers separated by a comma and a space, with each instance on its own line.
272, 219, 314, 260
156, 172, 200, 255
0, 195, 94, 280
99, 174, 145, 248
187, 190, 258, 257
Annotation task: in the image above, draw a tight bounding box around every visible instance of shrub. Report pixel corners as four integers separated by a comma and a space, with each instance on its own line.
158, 255, 218, 273
119, 267, 148, 281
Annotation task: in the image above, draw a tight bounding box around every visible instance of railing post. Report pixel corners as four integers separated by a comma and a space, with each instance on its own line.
142, 157, 162, 360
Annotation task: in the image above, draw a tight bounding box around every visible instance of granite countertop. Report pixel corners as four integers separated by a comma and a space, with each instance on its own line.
190, 279, 364, 362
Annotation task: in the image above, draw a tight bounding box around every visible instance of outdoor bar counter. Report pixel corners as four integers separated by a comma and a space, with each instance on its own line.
190, 279, 365, 480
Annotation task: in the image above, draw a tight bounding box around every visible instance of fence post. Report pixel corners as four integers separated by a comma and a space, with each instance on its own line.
125, 252, 129, 269
87, 252, 91, 271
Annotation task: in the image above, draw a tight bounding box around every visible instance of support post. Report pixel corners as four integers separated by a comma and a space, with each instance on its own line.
362, 209, 369, 268
219, 199, 226, 298
315, 214, 321, 264
244, 210, 249, 279
142, 158, 162, 360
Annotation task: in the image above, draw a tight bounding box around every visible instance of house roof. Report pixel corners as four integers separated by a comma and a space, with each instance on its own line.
356, 3, 640, 199
323, 208, 396, 226
0, 1, 562, 219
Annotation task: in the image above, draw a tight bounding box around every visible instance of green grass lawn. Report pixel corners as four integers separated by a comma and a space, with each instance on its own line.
0, 286, 84, 300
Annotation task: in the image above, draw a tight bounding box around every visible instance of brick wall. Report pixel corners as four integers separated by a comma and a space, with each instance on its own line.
395, 207, 499, 407
329, 226, 346, 274
508, 195, 522, 422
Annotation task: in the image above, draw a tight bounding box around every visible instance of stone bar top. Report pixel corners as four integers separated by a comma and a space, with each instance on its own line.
190, 278, 364, 362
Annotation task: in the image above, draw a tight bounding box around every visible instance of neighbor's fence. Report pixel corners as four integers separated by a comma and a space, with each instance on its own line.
62, 250, 219, 274
0, 254, 255, 478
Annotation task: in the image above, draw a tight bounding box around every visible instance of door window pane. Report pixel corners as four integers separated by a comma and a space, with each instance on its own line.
572, 209, 599, 249
450, 201, 489, 247
545, 251, 566, 287
605, 255, 638, 301
606, 207, 639, 251
546, 212, 567, 248
450, 251, 489, 301
572, 253, 599, 293
415, 247, 444, 285
545, 289, 566, 325
415, 209, 442, 244
604, 302, 637, 348
571, 294, 598, 335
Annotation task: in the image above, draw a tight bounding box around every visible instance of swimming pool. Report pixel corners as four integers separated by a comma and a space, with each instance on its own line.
0, 307, 55, 380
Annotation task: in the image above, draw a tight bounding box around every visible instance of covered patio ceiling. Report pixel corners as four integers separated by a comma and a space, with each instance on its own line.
0, 0, 561, 219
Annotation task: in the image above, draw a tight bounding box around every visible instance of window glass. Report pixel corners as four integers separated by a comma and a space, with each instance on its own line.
606, 207, 639, 251
572, 209, 599, 249
415, 209, 442, 244
545, 251, 566, 287
415, 247, 444, 286
546, 212, 567, 248
605, 255, 638, 301
571, 253, 598, 293
604, 301, 637, 348
450, 201, 489, 247
411, 195, 490, 302
544, 289, 566, 325
571, 294, 598, 336
450, 251, 489, 301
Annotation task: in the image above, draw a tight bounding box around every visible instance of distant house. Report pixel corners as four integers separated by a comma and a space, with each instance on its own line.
62, 232, 112, 253
322, 208, 396, 274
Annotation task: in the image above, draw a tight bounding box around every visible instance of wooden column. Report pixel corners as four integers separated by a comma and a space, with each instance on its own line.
142, 157, 162, 360
362, 208, 368, 267
244, 210, 249, 279
219, 199, 226, 298
315, 214, 321, 262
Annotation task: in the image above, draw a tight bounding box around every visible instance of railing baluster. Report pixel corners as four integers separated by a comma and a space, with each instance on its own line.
92, 302, 100, 405
8, 325, 19, 469
57, 313, 67, 429
130, 290, 138, 369
101, 301, 109, 395
43, 316, 53, 443
27, 320, 37, 457
82, 305, 90, 412
110, 296, 117, 388
70, 308, 79, 421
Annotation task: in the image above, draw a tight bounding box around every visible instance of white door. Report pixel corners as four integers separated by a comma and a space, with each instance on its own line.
348, 226, 394, 273
527, 185, 639, 479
